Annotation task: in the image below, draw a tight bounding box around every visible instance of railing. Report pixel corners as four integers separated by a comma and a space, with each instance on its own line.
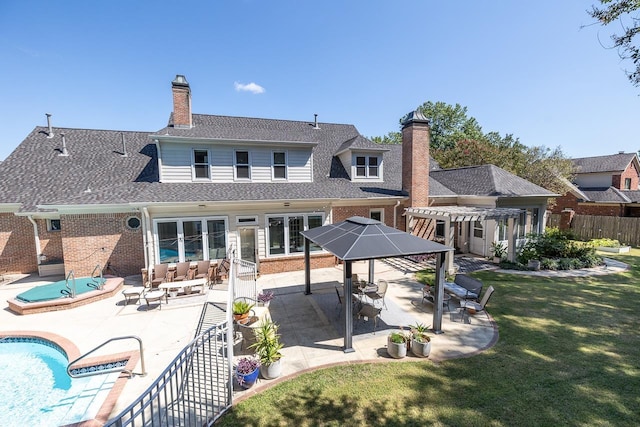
91, 264, 104, 290
232, 258, 257, 301
65, 270, 76, 298
104, 322, 232, 426
67, 335, 146, 379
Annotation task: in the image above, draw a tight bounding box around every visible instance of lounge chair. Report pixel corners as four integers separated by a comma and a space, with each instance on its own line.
172, 261, 192, 282
150, 263, 170, 289
356, 303, 382, 333
459, 286, 495, 323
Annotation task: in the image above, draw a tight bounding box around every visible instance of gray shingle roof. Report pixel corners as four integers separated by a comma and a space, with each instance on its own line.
579, 187, 631, 203
623, 190, 640, 203
572, 153, 638, 174
429, 164, 555, 197
0, 127, 156, 212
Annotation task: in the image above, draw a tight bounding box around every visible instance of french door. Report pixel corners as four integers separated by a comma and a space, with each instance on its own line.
155, 217, 228, 263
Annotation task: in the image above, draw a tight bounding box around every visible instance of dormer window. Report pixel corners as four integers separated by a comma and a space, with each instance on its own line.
193, 149, 210, 180
355, 155, 379, 178
272, 151, 287, 180
235, 151, 250, 180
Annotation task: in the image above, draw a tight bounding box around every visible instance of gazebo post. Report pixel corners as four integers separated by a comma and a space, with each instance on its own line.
304, 238, 311, 295
344, 260, 354, 353
368, 259, 375, 284
433, 252, 446, 334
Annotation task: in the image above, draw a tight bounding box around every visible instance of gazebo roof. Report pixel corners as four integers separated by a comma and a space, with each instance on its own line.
301, 216, 453, 260
406, 206, 523, 222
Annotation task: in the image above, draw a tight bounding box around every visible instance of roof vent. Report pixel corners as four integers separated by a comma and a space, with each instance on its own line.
59, 133, 69, 156
46, 113, 54, 138
313, 113, 320, 130
619, 151, 625, 154
121, 133, 128, 157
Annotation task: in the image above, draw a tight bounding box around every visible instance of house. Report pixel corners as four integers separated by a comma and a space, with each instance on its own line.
0, 75, 554, 278
551, 152, 640, 218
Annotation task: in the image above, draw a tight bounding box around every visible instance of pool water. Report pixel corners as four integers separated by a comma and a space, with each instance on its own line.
0, 339, 118, 427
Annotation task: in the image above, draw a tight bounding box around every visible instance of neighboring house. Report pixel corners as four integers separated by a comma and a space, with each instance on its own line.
0, 75, 554, 277
551, 152, 640, 217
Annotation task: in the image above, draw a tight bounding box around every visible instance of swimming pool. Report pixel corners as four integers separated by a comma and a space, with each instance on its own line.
0, 337, 119, 427
16, 277, 106, 303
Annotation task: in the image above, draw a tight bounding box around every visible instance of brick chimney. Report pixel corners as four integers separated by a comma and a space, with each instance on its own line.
401, 110, 430, 208
172, 75, 192, 128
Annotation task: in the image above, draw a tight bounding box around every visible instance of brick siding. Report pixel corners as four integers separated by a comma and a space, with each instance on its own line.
0, 213, 37, 273
172, 85, 192, 127
258, 253, 335, 274
61, 213, 144, 277
401, 121, 430, 209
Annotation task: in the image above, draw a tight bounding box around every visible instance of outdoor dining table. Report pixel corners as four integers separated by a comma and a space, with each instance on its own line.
352, 281, 378, 305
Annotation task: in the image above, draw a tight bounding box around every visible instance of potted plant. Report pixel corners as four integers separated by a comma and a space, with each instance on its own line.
387, 330, 408, 359
257, 290, 275, 308
232, 300, 254, 325
249, 319, 284, 379
490, 241, 507, 263
235, 356, 260, 389
409, 323, 431, 358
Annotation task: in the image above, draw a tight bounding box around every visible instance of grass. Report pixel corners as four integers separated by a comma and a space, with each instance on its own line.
217, 250, 640, 426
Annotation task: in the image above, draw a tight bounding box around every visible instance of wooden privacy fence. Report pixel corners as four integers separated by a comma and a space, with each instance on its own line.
547, 214, 640, 247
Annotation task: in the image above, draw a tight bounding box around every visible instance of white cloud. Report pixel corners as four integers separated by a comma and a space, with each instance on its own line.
234, 81, 265, 94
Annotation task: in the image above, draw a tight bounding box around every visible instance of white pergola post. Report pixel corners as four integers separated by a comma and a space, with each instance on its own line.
507, 217, 517, 262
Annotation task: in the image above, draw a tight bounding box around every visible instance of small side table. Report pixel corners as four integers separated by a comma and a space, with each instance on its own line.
422, 287, 451, 312
122, 287, 144, 305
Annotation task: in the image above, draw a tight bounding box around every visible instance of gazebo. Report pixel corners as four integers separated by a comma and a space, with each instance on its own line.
301, 216, 454, 353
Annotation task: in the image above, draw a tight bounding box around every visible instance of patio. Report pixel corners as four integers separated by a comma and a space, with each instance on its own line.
0, 256, 498, 418
232, 258, 498, 398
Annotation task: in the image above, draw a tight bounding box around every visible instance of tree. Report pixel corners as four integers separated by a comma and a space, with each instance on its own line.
416, 101, 484, 150
589, 0, 640, 87
372, 101, 575, 194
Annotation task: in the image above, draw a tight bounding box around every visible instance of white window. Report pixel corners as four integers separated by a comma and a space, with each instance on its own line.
192, 149, 210, 180
370, 209, 383, 223
355, 155, 379, 178
47, 219, 61, 232
624, 178, 631, 190
272, 151, 287, 180
235, 151, 250, 180
266, 213, 324, 256
155, 217, 228, 263
496, 219, 507, 241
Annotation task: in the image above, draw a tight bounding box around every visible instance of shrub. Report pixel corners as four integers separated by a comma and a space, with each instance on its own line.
590, 238, 622, 248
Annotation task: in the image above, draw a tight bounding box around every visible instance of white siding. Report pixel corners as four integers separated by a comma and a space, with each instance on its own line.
159, 142, 313, 183
574, 173, 613, 188
338, 152, 351, 178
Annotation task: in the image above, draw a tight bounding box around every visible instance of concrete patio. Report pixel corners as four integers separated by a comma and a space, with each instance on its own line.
0, 256, 499, 418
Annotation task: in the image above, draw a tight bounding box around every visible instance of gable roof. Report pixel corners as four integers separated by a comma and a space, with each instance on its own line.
579, 187, 632, 203
429, 164, 555, 198
572, 153, 639, 174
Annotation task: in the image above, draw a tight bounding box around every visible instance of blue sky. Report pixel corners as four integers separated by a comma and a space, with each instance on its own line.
0, 1, 637, 161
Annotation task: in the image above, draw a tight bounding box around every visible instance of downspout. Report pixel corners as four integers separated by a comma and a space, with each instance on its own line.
27, 216, 42, 265
142, 207, 152, 271
393, 200, 401, 229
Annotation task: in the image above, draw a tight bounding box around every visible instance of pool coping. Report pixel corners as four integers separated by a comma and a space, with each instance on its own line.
6, 276, 124, 315
0, 330, 140, 427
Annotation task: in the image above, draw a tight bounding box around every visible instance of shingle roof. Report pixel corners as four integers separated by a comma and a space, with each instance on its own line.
429, 164, 555, 197
0, 116, 406, 211
623, 190, 640, 203
572, 153, 638, 174
579, 187, 631, 203
0, 127, 156, 212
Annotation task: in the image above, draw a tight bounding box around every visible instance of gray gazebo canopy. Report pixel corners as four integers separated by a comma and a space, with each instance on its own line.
301, 216, 454, 353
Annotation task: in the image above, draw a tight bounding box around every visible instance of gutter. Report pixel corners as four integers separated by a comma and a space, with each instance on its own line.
393, 200, 401, 229
27, 216, 42, 265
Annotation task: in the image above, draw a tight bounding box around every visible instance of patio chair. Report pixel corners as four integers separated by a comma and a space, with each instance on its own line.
172, 261, 192, 282
458, 286, 495, 323
194, 260, 215, 286
356, 303, 382, 333
365, 279, 388, 309
335, 286, 361, 317
150, 263, 170, 289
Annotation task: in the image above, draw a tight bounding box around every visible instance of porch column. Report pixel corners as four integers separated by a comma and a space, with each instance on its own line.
343, 260, 354, 353
432, 251, 446, 334
304, 238, 311, 295
507, 218, 516, 262
445, 216, 455, 274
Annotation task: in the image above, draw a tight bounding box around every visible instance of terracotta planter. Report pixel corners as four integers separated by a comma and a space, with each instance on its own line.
234, 313, 250, 324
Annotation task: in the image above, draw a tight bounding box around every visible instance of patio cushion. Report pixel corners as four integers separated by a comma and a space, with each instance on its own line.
444, 279, 480, 300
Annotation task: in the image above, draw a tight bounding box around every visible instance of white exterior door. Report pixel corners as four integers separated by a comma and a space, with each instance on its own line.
238, 227, 258, 265
470, 220, 485, 255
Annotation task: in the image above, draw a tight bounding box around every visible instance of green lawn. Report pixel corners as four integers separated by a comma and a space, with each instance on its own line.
217, 250, 640, 426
